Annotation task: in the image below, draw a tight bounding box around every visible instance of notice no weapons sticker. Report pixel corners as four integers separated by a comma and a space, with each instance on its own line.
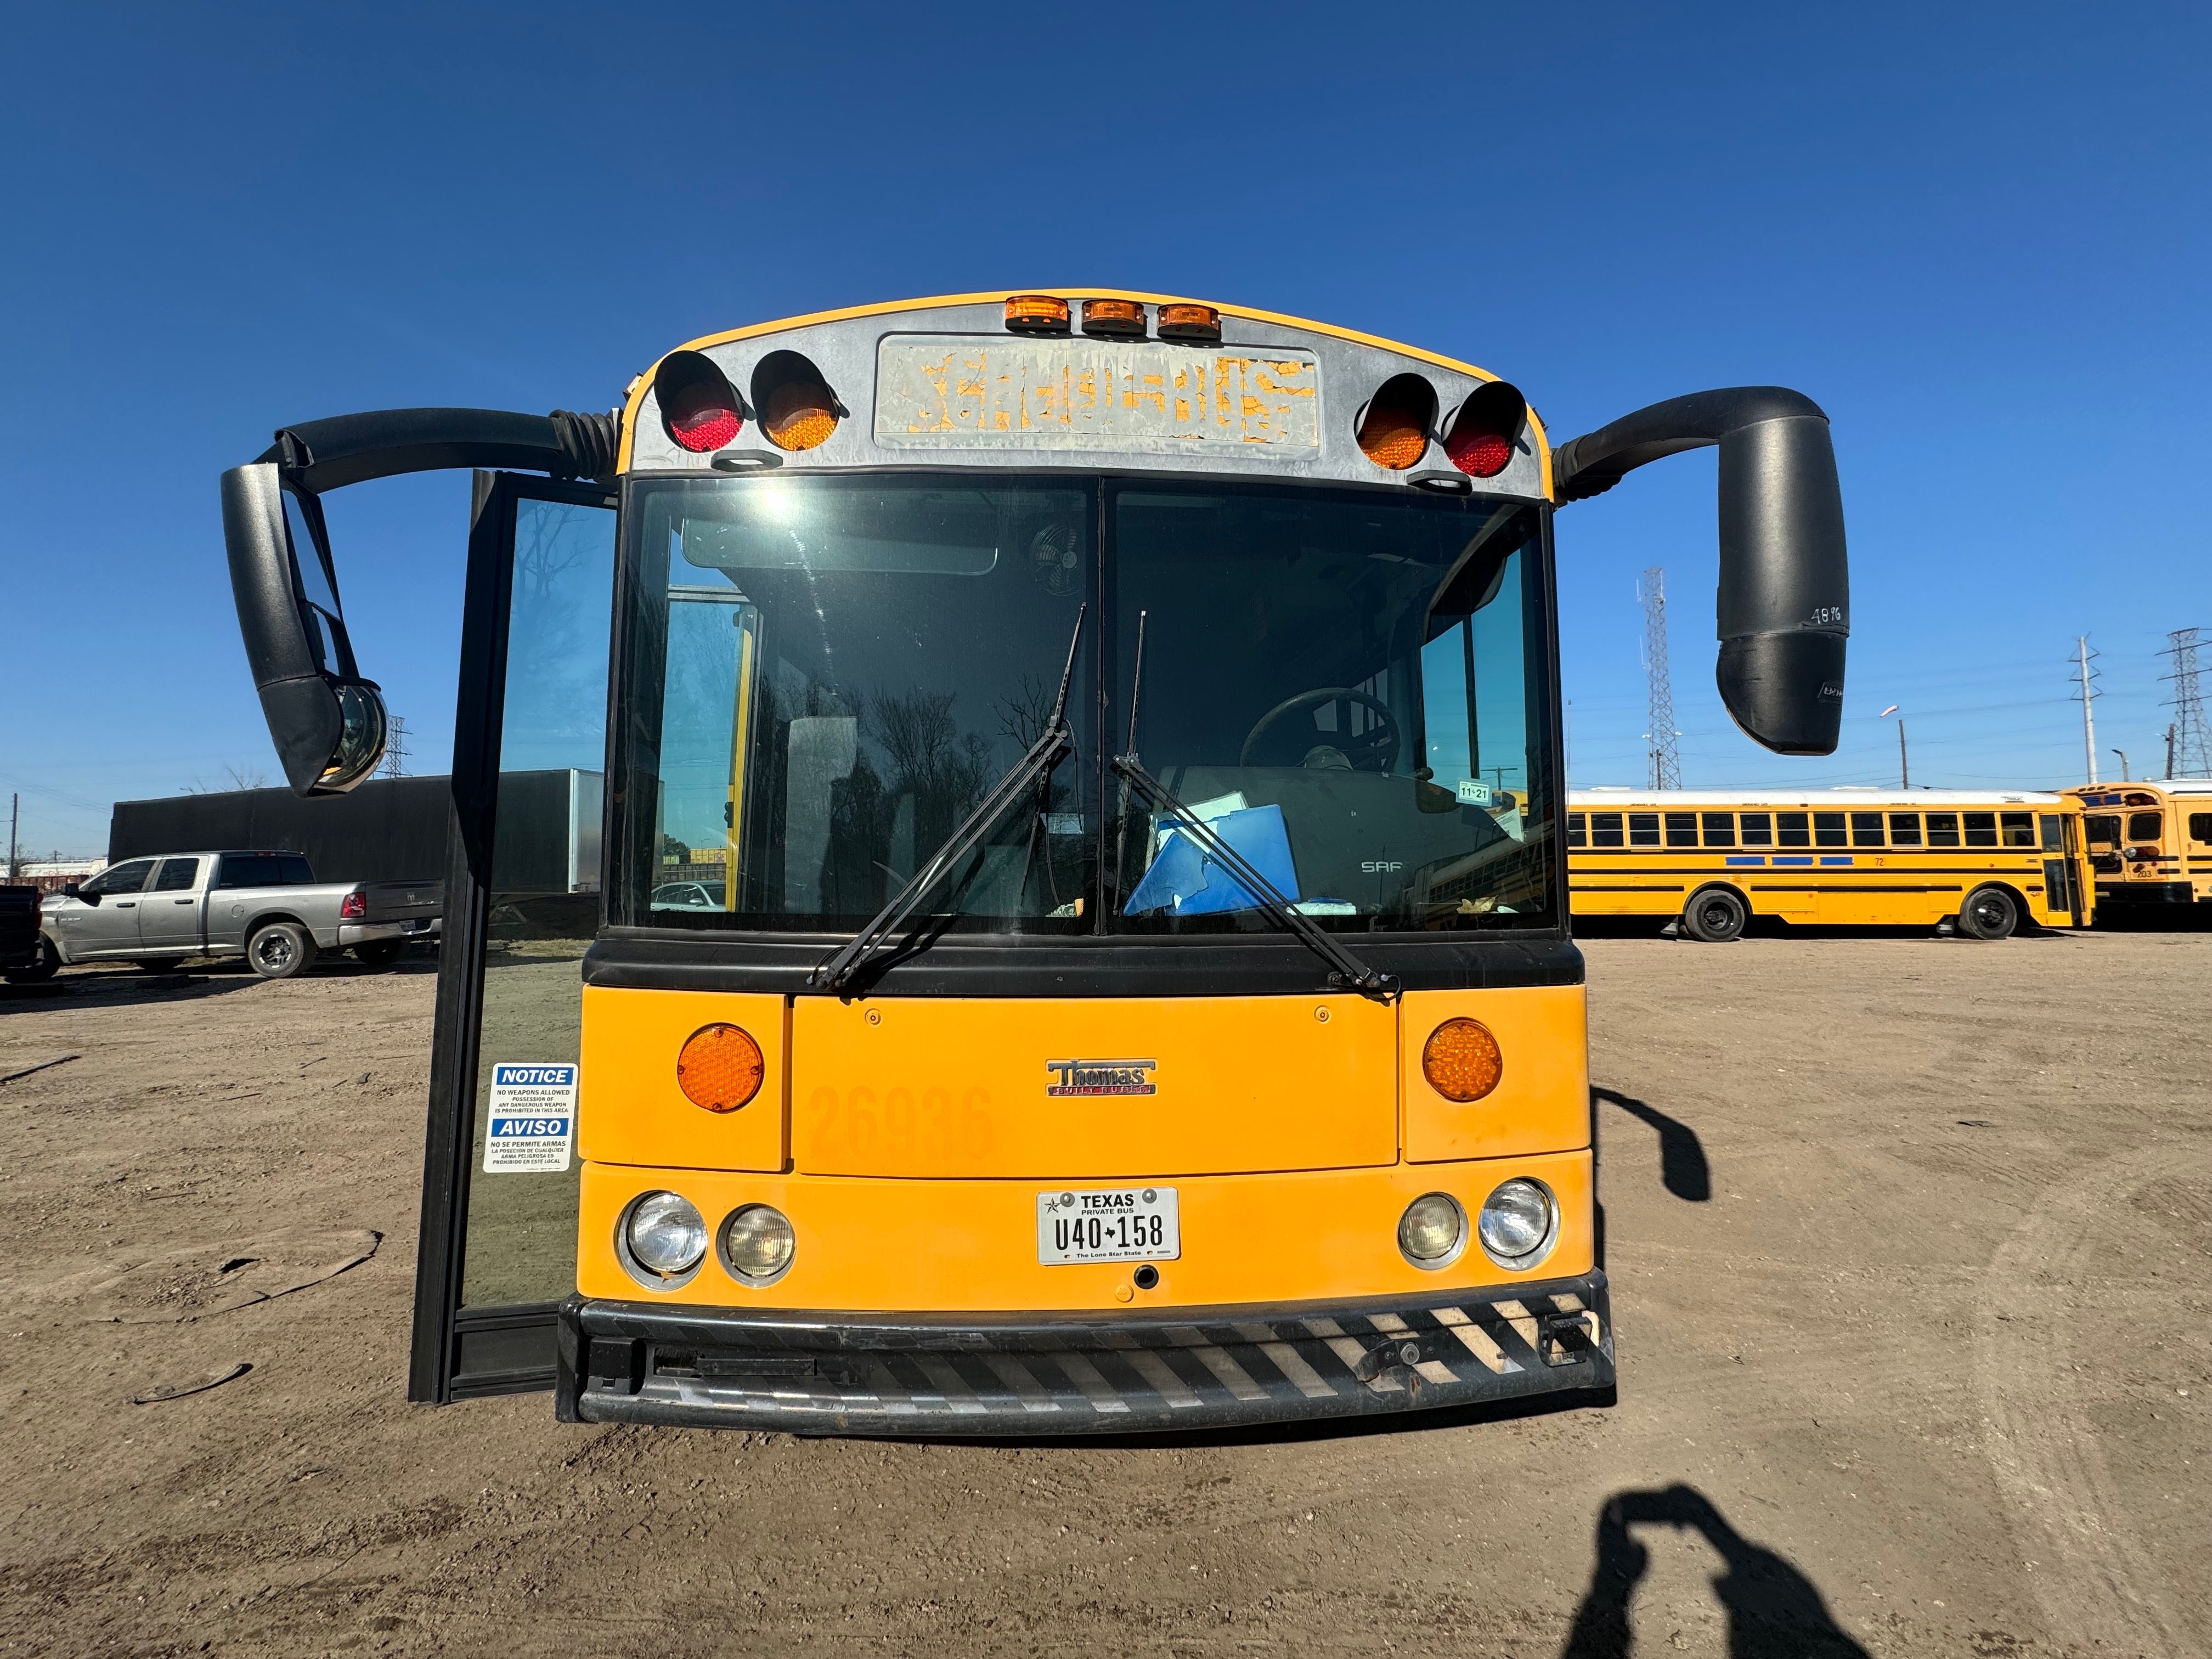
483, 1063, 578, 1173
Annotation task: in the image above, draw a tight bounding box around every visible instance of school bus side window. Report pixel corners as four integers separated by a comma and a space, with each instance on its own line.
1567, 813, 1587, 848
1701, 812, 1735, 847
1591, 812, 1624, 847
1740, 812, 1773, 847
1813, 812, 1847, 847
2038, 815, 2064, 851
2000, 811, 2034, 848
1964, 812, 1999, 847
1888, 813, 1922, 846
1850, 812, 1884, 847
1664, 812, 1697, 847
1778, 812, 1810, 848
1926, 812, 1960, 847
1628, 812, 1660, 847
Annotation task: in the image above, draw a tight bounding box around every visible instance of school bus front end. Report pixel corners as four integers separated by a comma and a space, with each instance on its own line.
557, 295, 1613, 1431
217, 289, 1848, 1431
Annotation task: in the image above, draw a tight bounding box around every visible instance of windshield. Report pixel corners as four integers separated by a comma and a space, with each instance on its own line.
613, 474, 1554, 934
1107, 482, 1552, 932
617, 476, 1096, 931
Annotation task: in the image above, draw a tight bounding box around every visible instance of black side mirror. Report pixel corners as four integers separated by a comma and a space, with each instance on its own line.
1553, 388, 1848, 755
221, 462, 387, 795
67, 883, 94, 904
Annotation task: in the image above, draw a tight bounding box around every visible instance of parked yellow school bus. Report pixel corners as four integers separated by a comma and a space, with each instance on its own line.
219, 291, 1848, 1432
1567, 789, 2090, 940
2064, 778, 2212, 915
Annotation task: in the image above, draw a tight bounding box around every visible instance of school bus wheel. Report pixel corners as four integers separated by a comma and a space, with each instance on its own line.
1681, 885, 1748, 944
1957, 884, 2019, 941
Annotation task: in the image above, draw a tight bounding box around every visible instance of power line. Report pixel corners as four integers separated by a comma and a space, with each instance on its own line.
2162, 627, 2210, 778
1638, 567, 1681, 790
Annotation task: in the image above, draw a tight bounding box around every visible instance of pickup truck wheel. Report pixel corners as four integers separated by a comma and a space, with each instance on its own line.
4, 937, 61, 984
353, 940, 405, 967
246, 922, 317, 979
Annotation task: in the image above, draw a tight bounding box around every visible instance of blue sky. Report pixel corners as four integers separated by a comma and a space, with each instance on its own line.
3, 4, 2207, 854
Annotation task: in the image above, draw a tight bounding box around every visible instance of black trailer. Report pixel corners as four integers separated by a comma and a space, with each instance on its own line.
109, 771, 602, 894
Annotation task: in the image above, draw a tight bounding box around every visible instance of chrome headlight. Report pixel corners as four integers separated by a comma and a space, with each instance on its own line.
1476, 1179, 1556, 1267
624, 1192, 707, 1279
721, 1204, 796, 1283
1397, 1192, 1466, 1268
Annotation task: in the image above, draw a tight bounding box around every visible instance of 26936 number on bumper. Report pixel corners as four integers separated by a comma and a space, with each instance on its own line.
556, 1273, 1613, 1436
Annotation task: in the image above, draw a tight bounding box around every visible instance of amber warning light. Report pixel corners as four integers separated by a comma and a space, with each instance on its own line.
677, 1023, 765, 1112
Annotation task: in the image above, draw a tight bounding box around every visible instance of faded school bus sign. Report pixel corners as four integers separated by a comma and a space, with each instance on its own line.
874, 337, 1320, 452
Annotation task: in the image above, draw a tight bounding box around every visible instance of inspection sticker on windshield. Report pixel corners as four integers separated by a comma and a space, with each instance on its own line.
1038, 1187, 1180, 1264
484, 1063, 577, 1173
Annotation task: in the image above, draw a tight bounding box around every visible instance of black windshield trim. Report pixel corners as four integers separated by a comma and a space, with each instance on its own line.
585, 928, 1581, 997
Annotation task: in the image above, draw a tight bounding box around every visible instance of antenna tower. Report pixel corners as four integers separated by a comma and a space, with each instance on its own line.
380, 715, 409, 780
2070, 636, 2101, 785
1639, 567, 1681, 789
2162, 627, 2210, 778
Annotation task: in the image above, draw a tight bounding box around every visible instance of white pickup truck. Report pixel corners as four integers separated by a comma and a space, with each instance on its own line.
27, 849, 441, 979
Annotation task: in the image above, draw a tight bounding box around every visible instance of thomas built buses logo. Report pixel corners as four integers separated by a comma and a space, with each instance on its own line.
1045, 1058, 1158, 1097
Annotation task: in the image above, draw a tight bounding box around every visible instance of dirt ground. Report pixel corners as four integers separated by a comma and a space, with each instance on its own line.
0, 929, 2204, 1658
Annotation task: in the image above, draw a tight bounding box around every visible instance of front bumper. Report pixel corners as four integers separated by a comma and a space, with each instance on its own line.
556, 1272, 1613, 1435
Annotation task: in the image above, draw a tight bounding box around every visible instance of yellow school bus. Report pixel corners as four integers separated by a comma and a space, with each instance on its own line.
1567, 788, 2091, 939
218, 290, 1848, 1432
2064, 779, 2212, 914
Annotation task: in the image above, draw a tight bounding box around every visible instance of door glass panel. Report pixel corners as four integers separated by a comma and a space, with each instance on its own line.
460, 494, 615, 1310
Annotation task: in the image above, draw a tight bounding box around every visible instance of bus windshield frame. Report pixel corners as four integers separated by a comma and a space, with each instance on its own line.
608, 470, 1560, 943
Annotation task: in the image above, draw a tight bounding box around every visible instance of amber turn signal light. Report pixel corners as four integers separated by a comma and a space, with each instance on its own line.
677, 1023, 764, 1113
1156, 303, 1221, 342
1081, 297, 1147, 338
1421, 1017, 1503, 1102
1005, 294, 1071, 335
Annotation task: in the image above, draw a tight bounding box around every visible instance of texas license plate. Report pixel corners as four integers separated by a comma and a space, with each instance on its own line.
1036, 1187, 1181, 1264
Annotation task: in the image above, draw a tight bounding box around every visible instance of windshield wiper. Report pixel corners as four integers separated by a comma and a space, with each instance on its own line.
1109, 753, 1399, 1003
810, 605, 1086, 994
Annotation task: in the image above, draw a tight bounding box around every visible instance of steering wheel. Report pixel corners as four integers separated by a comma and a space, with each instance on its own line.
1239, 687, 1402, 772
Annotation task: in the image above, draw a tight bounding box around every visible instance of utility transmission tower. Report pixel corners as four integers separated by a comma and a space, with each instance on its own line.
2162, 627, 2210, 778
1639, 567, 1681, 790
2071, 636, 2101, 785
380, 715, 409, 780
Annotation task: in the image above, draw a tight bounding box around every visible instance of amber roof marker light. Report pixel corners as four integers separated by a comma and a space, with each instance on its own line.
678, 1023, 765, 1112
1155, 303, 1221, 343
1005, 295, 1072, 335
1080, 298, 1147, 338
1421, 1017, 1503, 1102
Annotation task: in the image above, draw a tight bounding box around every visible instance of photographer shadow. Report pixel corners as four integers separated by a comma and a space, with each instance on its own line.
1561, 1485, 1870, 1658
1593, 1087, 1711, 1202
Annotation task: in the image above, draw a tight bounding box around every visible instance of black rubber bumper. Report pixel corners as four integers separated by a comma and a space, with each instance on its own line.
556, 1273, 1613, 1436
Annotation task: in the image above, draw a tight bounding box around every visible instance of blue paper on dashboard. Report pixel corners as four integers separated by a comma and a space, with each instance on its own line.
1122, 803, 1302, 917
